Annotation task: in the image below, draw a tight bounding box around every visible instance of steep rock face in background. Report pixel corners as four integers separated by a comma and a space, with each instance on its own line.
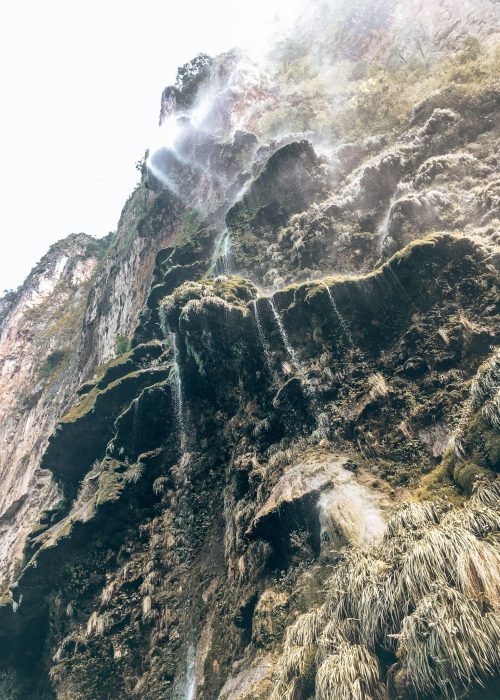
0, 184, 183, 590
0, 235, 107, 587
0, 1, 499, 699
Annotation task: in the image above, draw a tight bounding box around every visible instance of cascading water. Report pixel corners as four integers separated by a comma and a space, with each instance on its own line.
251, 300, 272, 370
377, 201, 392, 252
184, 644, 196, 700
209, 228, 232, 276
268, 298, 317, 407
377, 183, 411, 253
268, 299, 299, 369
172, 333, 187, 452
323, 283, 355, 349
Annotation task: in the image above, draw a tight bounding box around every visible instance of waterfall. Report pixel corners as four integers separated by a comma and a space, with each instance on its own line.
209, 228, 232, 276
172, 333, 187, 452
268, 299, 299, 368
377, 184, 410, 253
184, 644, 196, 700
252, 300, 272, 369
377, 201, 392, 252
323, 284, 355, 349
132, 395, 141, 452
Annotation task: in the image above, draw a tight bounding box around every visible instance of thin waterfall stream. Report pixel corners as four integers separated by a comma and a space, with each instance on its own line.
184, 644, 196, 700
132, 395, 141, 452
268, 299, 300, 369
323, 283, 355, 348
209, 228, 232, 277
268, 298, 318, 408
251, 300, 273, 370
172, 333, 187, 452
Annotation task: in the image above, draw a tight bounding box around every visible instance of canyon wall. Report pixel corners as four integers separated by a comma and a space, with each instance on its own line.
0, 1, 498, 698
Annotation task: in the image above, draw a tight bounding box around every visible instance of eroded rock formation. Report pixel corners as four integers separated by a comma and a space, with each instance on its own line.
0, 1, 499, 698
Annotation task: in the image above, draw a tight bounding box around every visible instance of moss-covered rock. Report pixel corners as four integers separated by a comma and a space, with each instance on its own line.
41, 365, 170, 493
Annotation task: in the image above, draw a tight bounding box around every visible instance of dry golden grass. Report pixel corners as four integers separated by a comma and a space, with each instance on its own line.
271, 477, 500, 699
397, 586, 500, 697
284, 608, 324, 650
316, 643, 387, 700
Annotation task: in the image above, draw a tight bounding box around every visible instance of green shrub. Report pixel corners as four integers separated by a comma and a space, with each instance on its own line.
39, 349, 67, 378
115, 335, 130, 357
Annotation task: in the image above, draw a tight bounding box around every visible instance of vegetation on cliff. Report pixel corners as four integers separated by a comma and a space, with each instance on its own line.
0, 4, 499, 699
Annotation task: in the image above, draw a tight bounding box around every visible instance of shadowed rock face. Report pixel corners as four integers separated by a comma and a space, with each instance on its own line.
0, 3, 499, 699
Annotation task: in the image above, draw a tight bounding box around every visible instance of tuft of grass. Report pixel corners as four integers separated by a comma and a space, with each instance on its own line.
271, 476, 500, 699
316, 643, 386, 700
114, 334, 130, 357
396, 586, 500, 698
384, 500, 445, 539
284, 608, 324, 649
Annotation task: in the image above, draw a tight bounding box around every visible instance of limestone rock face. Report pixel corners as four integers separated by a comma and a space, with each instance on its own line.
0, 184, 182, 591
0, 2, 499, 699
0, 234, 104, 587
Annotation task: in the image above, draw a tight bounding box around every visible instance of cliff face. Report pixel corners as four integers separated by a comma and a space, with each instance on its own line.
0, 2, 499, 699
0, 184, 185, 589
0, 235, 105, 587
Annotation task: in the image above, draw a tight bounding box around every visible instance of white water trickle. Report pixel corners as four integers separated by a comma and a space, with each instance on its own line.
323, 283, 356, 349
252, 300, 272, 369
132, 395, 141, 452
268, 299, 299, 369
146, 153, 180, 195
184, 644, 196, 700
172, 333, 187, 452
209, 228, 232, 277
377, 202, 392, 253
377, 183, 411, 253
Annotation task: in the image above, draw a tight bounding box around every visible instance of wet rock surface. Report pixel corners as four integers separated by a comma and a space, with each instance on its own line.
0, 3, 499, 699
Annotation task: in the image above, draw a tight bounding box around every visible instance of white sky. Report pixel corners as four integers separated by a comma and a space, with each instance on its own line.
0, 0, 304, 292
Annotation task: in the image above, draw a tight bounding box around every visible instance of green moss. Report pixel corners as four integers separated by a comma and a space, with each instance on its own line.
161, 275, 257, 333
464, 413, 500, 471
453, 460, 491, 494
61, 370, 144, 424
335, 36, 499, 138
416, 449, 462, 504
179, 209, 203, 243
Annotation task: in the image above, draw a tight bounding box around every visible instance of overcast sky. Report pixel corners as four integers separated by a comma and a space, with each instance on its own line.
0, 0, 303, 292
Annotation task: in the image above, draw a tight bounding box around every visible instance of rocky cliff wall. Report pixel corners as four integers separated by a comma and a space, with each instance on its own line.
0, 1, 498, 698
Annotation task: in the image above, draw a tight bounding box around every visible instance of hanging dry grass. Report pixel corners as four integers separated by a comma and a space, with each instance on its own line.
270, 677, 302, 700
396, 586, 500, 697
316, 618, 359, 664
471, 479, 500, 509
395, 525, 500, 611
326, 549, 391, 649
272, 479, 500, 699
316, 642, 387, 700
470, 351, 500, 409
482, 390, 500, 431
271, 643, 316, 700
452, 351, 500, 459
384, 500, 445, 540
284, 607, 325, 650
443, 503, 500, 538
270, 607, 324, 700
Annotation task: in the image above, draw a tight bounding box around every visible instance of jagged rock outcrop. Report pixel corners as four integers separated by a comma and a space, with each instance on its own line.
0, 2, 499, 698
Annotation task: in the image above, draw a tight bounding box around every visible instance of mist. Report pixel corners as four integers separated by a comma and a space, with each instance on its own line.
0, 0, 305, 293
